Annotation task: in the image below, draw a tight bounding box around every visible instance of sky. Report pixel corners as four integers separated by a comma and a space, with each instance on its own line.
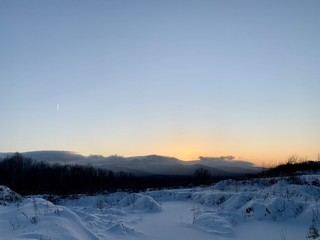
1, 0, 320, 165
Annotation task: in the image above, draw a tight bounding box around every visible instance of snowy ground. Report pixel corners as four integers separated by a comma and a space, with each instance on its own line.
1, 175, 320, 240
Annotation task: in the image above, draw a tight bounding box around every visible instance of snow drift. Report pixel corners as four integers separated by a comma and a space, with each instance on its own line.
118, 193, 162, 212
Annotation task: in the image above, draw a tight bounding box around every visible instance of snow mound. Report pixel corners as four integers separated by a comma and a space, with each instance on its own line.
192, 191, 233, 206
194, 212, 236, 236
0, 185, 21, 204
146, 189, 193, 201
118, 193, 161, 212
104, 208, 127, 216
212, 179, 239, 191
0, 196, 99, 239
241, 196, 306, 221
107, 222, 136, 235
223, 193, 254, 212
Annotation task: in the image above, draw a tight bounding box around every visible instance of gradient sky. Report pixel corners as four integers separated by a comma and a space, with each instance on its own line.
1, 0, 320, 165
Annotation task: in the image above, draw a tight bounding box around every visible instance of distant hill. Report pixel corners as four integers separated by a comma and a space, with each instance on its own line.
0, 151, 261, 176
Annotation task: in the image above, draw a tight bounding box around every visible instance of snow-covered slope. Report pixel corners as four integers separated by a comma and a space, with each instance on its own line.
1, 174, 320, 239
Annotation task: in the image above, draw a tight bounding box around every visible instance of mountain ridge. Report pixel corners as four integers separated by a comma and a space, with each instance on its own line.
0, 151, 261, 176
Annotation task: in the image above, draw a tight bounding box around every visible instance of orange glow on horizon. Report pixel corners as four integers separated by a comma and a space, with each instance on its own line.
78, 137, 320, 168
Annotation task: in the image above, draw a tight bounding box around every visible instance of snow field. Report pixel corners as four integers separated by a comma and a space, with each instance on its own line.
1, 174, 320, 239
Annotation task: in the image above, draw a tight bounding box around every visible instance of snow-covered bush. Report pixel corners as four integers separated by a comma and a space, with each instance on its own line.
118, 193, 161, 212
0, 185, 21, 205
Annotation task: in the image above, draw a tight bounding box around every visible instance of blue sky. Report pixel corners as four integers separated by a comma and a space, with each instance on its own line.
1, 0, 320, 164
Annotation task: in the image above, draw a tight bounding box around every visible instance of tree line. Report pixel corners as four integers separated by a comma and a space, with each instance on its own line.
0, 153, 219, 195
0, 153, 134, 195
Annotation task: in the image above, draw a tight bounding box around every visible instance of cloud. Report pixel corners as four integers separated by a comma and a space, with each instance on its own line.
196, 156, 256, 169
